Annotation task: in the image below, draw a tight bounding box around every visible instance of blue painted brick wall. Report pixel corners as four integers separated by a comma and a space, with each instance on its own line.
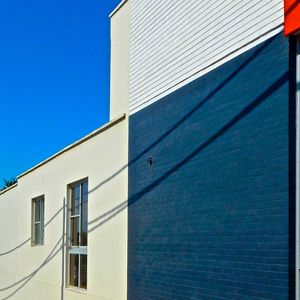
128, 34, 293, 299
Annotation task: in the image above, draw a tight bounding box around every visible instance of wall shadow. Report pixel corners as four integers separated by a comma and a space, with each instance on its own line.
0, 206, 64, 257
0, 200, 66, 300
285, 0, 300, 17
88, 71, 288, 233
0, 237, 64, 300
88, 36, 278, 197
288, 36, 297, 299
0, 34, 289, 299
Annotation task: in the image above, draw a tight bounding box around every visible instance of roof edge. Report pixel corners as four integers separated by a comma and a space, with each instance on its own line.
17, 113, 126, 179
109, 0, 128, 18
0, 183, 18, 196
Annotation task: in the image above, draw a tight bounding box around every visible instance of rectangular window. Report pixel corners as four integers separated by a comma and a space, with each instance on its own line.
68, 179, 88, 289
31, 195, 45, 246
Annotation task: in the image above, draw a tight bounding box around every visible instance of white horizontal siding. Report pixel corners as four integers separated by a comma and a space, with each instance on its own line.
129, 0, 284, 114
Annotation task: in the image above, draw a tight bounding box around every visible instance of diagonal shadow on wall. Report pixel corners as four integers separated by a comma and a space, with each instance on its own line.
0, 35, 289, 300
0, 237, 64, 300
285, 0, 300, 17
0, 199, 66, 300
88, 35, 278, 197
87, 71, 288, 233
0, 206, 64, 257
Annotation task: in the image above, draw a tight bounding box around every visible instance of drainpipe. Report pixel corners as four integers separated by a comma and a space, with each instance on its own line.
296, 36, 300, 300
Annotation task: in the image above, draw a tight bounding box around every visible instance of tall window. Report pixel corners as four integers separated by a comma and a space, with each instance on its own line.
68, 179, 88, 289
32, 195, 45, 246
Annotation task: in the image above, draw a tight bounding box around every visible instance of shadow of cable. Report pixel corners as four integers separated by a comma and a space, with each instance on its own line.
88, 36, 277, 197
0, 237, 64, 299
88, 71, 288, 233
285, 0, 299, 17
0, 200, 66, 300
0, 206, 64, 257
0, 35, 287, 299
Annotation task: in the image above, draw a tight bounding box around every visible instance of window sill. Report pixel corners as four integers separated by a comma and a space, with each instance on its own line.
65, 286, 87, 295
31, 244, 44, 248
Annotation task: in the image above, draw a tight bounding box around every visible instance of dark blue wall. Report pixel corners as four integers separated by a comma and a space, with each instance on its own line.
128, 34, 293, 299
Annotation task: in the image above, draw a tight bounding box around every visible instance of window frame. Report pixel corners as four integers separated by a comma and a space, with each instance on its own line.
66, 178, 88, 290
31, 195, 45, 246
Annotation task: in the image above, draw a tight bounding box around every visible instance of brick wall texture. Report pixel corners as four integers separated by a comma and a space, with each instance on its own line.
128, 33, 294, 299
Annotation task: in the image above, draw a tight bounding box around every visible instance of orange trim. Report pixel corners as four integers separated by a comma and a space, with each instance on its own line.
284, 0, 300, 36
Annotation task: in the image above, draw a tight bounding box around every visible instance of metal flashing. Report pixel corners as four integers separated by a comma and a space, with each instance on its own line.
109, 0, 128, 18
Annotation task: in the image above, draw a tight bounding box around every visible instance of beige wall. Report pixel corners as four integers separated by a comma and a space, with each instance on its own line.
0, 115, 128, 300
110, 0, 130, 120
0, 1, 130, 299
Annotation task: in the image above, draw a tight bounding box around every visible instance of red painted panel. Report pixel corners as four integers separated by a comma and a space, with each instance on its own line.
284, 0, 300, 36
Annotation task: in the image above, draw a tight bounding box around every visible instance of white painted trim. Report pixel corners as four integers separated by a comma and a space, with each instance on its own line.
296, 35, 300, 300
64, 287, 87, 295
109, 0, 128, 18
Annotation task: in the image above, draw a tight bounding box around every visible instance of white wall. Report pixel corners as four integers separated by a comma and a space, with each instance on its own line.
0, 115, 128, 300
110, 0, 131, 120
0, 187, 20, 300
129, 0, 284, 114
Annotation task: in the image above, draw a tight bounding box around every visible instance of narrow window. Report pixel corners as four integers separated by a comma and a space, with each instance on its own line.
31, 195, 45, 246
68, 179, 88, 289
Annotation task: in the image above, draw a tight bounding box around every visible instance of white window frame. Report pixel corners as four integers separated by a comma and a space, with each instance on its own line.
31, 195, 45, 246
66, 178, 88, 290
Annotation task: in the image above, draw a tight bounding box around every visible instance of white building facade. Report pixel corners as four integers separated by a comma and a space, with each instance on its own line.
0, 1, 130, 299
0, 114, 128, 300
1, 0, 300, 299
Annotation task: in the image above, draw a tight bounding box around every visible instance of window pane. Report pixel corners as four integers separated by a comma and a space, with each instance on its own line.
81, 181, 88, 246
81, 182, 88, 202
80, 255, 87, 289
71, 217, 79, 246
69, 254, 79, 287
82, 181, 88, 196
34, 200, 41, 222
71, 186, 80, 216
34, 223, 41, 245
81, 197, 88, 246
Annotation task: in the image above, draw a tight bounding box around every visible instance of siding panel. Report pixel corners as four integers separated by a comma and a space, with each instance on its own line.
129, 0, 284, 113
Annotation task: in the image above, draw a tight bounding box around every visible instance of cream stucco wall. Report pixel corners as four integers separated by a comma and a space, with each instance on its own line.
0, 115, 128, 300
109, 0, 130, 120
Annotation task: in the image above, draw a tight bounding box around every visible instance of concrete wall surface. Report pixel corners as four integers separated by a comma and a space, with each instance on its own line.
110, 0, 131, 120
0, 116, 128, 300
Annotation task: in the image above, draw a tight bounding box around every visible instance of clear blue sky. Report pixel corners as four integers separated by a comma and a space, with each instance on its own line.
0, 0, 121, 182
